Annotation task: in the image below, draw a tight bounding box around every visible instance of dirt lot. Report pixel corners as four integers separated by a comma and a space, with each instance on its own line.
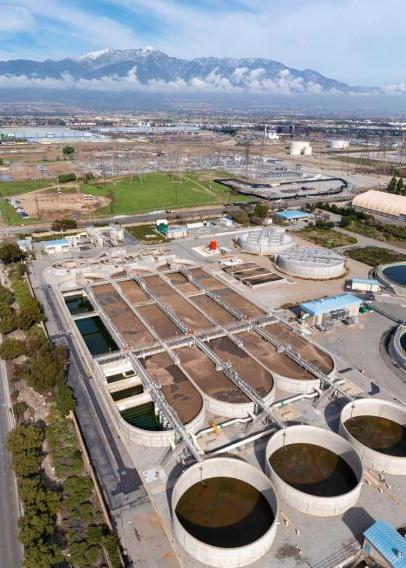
20, 186, 109, 220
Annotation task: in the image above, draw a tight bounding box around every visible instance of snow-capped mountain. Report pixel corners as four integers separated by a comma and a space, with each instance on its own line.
0, 48, 365, 95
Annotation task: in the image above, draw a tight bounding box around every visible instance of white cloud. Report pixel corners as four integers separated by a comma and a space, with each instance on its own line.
0, 4, 35, 36
0, 66, 348, 95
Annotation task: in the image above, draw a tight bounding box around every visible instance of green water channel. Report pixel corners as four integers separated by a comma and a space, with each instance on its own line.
111, 385, 143, 401
120, 402, 163, 431
65, 294, 94, 315
269, 443, 358, 497
75, 316, 118, 356
175, 477, 274, 548
345, 415, 406, 457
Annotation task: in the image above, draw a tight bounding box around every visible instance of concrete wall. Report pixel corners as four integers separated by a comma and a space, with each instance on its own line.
339, 398, 406, 475
275, 255, 345, 280
376, 263, 406, 296
389, 324, 406, 370
265, 425, 363, 516
172, 457, 278, 568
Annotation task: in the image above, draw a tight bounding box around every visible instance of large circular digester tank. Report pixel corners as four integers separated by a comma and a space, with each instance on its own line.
340, 398, 406, 475
236, 227, 294, 256
172, 456, 278, 567
275, 247, 345, 280
265, 425, 363, 516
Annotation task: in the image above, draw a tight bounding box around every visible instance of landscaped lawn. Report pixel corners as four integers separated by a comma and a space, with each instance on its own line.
299, 227, 357, 248
346, 246, 406, 267
0, 179, 53, 197
81, 171, 249, 215
125, 224, 166, 244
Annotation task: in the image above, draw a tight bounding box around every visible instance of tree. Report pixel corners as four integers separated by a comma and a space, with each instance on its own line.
23, 543, 63, 568
18, 511, 54, 546
230, 208, 250, 225
57, 172, 76, 183
56, 383, 76, 416
0, 242, 26, 264
8, 423, 44, 454
252, 203, 269, 220
62, 146, 75, 159
51, 218, 77, 232
387, 176, 397, 193
0, 338, 26, 360
397, 178, 404, 194
13, 401, 28, 419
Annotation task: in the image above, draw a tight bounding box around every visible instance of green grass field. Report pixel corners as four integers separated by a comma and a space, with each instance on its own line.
81, 172, 249, 215
126, 224, 166, 244
0, 201, 41, 226
347, 246, 406, 267
0, 180, 53, 197
299, 227, 357, 248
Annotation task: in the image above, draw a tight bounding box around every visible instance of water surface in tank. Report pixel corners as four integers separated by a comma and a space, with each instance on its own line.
269, 443, 358, 496
65, 295, 93, 315
382, 264, 406, 287
175, 477, 274, 547
345, 415, 406, 457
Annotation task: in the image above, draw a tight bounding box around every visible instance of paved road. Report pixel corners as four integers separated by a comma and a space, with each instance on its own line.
37, 281, 180, 567
335, 226, 406, 254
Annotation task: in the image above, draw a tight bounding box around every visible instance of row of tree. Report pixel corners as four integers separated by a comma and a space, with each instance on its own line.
0, 258, 121, 567
229, 203, 269, 225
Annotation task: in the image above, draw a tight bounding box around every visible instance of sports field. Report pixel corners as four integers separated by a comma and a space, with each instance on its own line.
81, 172, 249, 215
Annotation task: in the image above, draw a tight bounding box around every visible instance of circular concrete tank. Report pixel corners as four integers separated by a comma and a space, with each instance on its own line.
172, 457, 278, 567
376, 262, 406, 296
275, 247, 345, 280
389, 324, 406, 371
236, 227, 294, 256
265, 425, 363, 516
340, 398, 406, 475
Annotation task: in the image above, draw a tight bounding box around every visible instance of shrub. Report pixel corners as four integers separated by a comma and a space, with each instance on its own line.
51, 218, 77, 232
57, 173, 76, 184
0, 242, 26, 264
0, 338, 26, 360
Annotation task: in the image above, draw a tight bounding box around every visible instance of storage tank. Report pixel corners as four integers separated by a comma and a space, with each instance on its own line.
236, 227, 294, 256
290, 141, 312, 156
275, 247, 345, 280
172, 457, 278, 567
339, 398, 406, 475
331, 140, 350, 150
265, 425, 363, 516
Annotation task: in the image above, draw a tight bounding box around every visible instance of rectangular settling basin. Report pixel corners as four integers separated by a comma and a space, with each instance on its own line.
75, 316, 119, 356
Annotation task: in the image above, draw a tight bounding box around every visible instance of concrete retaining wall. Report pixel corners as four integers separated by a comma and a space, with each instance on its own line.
172, 457, 278, 568
339, 398, 406, 475
389, 324, 406, 370
265, 425, 363, 516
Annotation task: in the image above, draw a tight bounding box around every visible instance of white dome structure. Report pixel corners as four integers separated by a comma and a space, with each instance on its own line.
275, 247, 345, 279
353, 190, 406, 220
237, 227, 294, 255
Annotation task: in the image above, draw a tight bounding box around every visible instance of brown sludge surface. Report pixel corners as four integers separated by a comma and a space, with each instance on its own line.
92, 284, 154, 348
216, 287, 264, 319
210, 336, 273, 397
237, 332, 315, 380
189, 268, 224, 291
142, 352, 203, 424
190, 294, 237, 326
265, 322, 334, 374
118, 279, 149, 304
165, 272, 199, 296
137, 303, 182, 339
176, 345, 249, 404
144, 275, 212, 331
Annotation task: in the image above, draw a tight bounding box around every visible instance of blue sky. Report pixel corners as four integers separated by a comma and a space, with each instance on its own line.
0, 0, 404, 86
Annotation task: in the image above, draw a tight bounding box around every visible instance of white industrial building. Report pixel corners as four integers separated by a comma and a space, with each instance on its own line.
331, 139, 350, 150
352, 190, 406, 221
289, 141, 312, 156
87, 225, 125, 247
236, 226, 294, 255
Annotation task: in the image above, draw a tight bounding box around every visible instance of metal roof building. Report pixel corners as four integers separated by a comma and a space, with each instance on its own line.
363, 521, 406, 567
275, 210, 312, 221
353, 190, 406, 220
299, 293, 362, 327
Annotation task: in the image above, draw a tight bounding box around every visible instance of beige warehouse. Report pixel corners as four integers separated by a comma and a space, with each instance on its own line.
353, 189, 406, 220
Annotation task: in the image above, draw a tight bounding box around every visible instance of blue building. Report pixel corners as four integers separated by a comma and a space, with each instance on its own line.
299, 293, 363, 326
363, 521, 406, 567
275, 210, 313, 223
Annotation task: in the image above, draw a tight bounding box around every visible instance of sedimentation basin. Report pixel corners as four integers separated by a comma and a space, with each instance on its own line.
340, 398, 406, 475
265, 425, 363, 516
172, 457, 278, 567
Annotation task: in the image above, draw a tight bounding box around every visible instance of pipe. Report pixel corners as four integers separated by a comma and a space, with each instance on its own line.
195, 390, 320, 442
